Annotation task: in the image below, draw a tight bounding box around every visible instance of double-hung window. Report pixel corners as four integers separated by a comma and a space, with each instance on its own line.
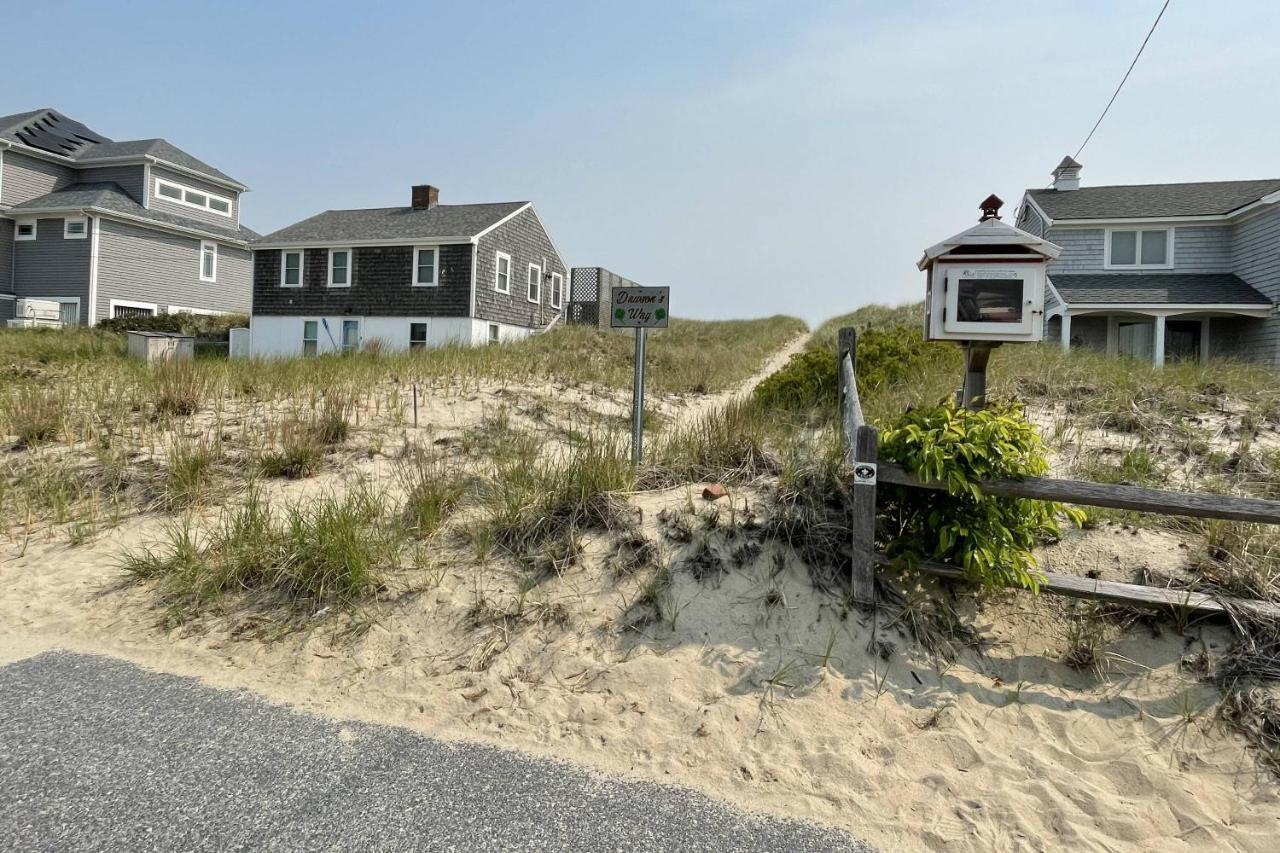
302, 321, 319, 356
414, 247, 437, 286
550, 272, 563, 309
341, 319, 360, 353
281, 250, 304, 287
328, 248, 352, 287
494, 252, 511, 293
15, 220, 35, 241
1107, 228, 1171, 268
200, 241, 217, 282
63, 218, 87, 239
410, 322, 428, 350
527, 263, 541, 303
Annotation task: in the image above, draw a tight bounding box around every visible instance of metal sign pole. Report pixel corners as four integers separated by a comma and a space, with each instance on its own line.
631, 326, 646, 464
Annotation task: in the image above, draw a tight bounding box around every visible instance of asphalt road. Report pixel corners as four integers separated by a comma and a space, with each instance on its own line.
0, 651, 872, 852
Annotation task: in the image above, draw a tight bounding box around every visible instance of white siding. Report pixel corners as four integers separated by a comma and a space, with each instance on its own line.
1, 151, 76, 206
248, 316, 534, 357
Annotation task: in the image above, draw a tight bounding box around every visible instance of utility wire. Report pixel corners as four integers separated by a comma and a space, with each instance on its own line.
1073, 0, 1171, 160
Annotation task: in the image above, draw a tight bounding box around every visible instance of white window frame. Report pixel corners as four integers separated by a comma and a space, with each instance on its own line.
63, 217, 88, 240
494, 251, 511, 294
413, 247, 438, 287
281, 250, 304, 288
154, 176, 234, 218
302, 319, 319, 357
527, 263, 542, 304
550, 271, 563, 309
409, 321, 429, 349
199, 241, 218, 283
109, 298, 159, 319
327, 248, 353, 288
488, 323, 500, 345
1104, 227, 1174, 270
340, 318, 360, 354
15, 219, 36, 241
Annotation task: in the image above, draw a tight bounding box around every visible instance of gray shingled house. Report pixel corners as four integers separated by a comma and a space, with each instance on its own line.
0, 108, 257, 325
1016, 157, 1280, 366
249, 185, 568, 354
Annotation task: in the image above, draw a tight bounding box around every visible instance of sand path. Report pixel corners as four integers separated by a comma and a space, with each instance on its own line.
672, 332, 808, 427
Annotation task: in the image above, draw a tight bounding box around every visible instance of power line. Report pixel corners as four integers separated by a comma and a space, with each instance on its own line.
1073, 0, 1171, 160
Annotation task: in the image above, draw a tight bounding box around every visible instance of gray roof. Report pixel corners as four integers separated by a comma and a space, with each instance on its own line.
9, 183, 258, 244
1050, 273, 1272, 306
256, 202, 529, 244
0, 108, 245, 189
1028, 180, 1280, 220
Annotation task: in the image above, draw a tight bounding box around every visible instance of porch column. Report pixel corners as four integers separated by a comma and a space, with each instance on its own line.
1153, 314, 1166, 368
1200, 318, 1211, 365
1060, 311, 1072, 352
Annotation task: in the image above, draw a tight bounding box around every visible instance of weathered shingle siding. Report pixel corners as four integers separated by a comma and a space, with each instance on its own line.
1047, 225, 1233, 276
79, 165, 147, 205
1044, 227, 1104, 273
251, 244, 473, 316
1, 151, 76, 207
1229, 207, 1280, 365
474, 206, 566, 328
1069, 316, 1108, 351
1170, 226, 1233, 273
95, 219, 251, 320
1016, 202, 1045, 238
12, 218, 91, 311
148, 165, 240, 229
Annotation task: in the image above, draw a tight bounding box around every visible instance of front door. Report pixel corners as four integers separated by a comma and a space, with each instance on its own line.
341, 319, 360, 354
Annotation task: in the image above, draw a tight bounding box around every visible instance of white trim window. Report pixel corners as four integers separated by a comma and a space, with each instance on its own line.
340, 318, 360, 353
327, 248, 352, 288
550, 271, 563, 309
155, 176, 234, 218
15, 220, 36, 241
409, 321, 429, 350
494, 251, 511, 293
63, 217, 88, 239
527, 263, 541, 304
302, 320, 319, 357
1106, 228, 1172, 269
200, 241, 217, 282
413, 247, 438, 286
110, 298, 158, 319
281, 250, 304, 288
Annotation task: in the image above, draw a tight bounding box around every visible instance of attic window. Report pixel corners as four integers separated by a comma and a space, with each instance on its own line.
155, 177, 233, 218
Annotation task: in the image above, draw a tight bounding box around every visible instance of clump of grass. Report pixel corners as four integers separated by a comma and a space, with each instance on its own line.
1188, 520, 1280, 602
162, 439, 221, 510
479, 430, 633, 574
258, 418, 325, 479
767, 431, 849, 591
647, 398, 777, 486
398, 451, 465, 537
122, 485, 397, 622
312, 391, 354, 445
1061, 603, 1108, 672
151, 360, 208, 418
5, 388, 64, 447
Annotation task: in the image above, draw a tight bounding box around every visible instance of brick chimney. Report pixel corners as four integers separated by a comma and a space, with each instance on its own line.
411, 184, 439, 210
1052, 156, 1082, 192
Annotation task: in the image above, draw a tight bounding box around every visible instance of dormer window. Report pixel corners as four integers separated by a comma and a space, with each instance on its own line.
1107, 228, 1171, 269
155, 177, 233, 218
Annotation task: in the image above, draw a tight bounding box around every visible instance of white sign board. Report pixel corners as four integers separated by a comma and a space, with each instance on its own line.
853, 462, 877, 485
610, 286, 670, 329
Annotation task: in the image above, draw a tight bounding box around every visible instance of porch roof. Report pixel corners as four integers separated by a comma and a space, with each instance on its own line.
1049, 273, 1272, 307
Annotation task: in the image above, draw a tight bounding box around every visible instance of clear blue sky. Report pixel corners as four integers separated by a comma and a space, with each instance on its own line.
8, 1, 1279, 325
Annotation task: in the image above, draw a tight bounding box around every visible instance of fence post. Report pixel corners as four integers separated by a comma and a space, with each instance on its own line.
837, 326, 877, 608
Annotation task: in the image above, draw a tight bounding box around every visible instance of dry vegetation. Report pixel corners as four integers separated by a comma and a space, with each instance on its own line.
4, 308, 1280, 851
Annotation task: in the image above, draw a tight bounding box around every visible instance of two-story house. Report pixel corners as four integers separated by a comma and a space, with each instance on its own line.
249, 184, 568, 355
1016, 158, 1280, 367
0, 108, 256, 325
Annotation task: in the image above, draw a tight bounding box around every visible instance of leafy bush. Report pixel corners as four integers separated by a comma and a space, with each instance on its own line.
878, 399, 1083, 591
752, 349, 837, 412
96, 312, 248, 338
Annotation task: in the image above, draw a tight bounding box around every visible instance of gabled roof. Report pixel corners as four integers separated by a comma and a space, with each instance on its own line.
918, 216, 1062, 269
0, 108, 246, 190
255, 202, 530, 245
1049, 273, 1272, 306
8, 182, 259, 244
1027, 180, 1280, 221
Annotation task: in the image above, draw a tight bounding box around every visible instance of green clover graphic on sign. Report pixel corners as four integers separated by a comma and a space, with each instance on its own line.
615, 308, 626, 321
655, 308, 666, 321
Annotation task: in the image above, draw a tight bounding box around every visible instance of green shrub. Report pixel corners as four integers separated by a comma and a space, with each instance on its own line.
878, 399, 1084, 591
96, 312, 248, 338
752, 349, 837, 412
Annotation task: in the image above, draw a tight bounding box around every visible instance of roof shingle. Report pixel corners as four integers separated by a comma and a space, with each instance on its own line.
1049, 273, 1272, 306
1028, 180, 1280, 220
255, 202, 529, 244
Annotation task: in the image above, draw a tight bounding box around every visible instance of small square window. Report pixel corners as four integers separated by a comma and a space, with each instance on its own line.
409, 322, 428, 350
15, 220, 36, 241
63, 218, 88, 239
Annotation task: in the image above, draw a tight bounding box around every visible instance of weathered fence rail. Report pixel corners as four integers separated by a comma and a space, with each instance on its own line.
836, 326, 1280, 617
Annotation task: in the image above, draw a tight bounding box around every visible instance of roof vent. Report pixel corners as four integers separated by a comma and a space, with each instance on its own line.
412, 185, 439, 210
979, 194, 1003, 222
1052, 156, 1082, 192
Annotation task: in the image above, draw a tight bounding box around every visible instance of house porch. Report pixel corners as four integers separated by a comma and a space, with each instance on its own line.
1047, 307, 1272, 367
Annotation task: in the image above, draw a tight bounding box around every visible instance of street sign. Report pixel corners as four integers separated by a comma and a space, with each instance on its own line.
610, 286, 670, 329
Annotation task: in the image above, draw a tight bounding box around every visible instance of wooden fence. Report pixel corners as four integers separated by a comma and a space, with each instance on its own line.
837, 327, 1280, 618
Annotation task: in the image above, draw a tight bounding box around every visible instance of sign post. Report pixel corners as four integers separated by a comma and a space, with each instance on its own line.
610, 285, 670, 464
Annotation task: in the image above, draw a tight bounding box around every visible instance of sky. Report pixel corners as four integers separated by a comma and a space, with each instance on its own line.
7, 1, 1280, 326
